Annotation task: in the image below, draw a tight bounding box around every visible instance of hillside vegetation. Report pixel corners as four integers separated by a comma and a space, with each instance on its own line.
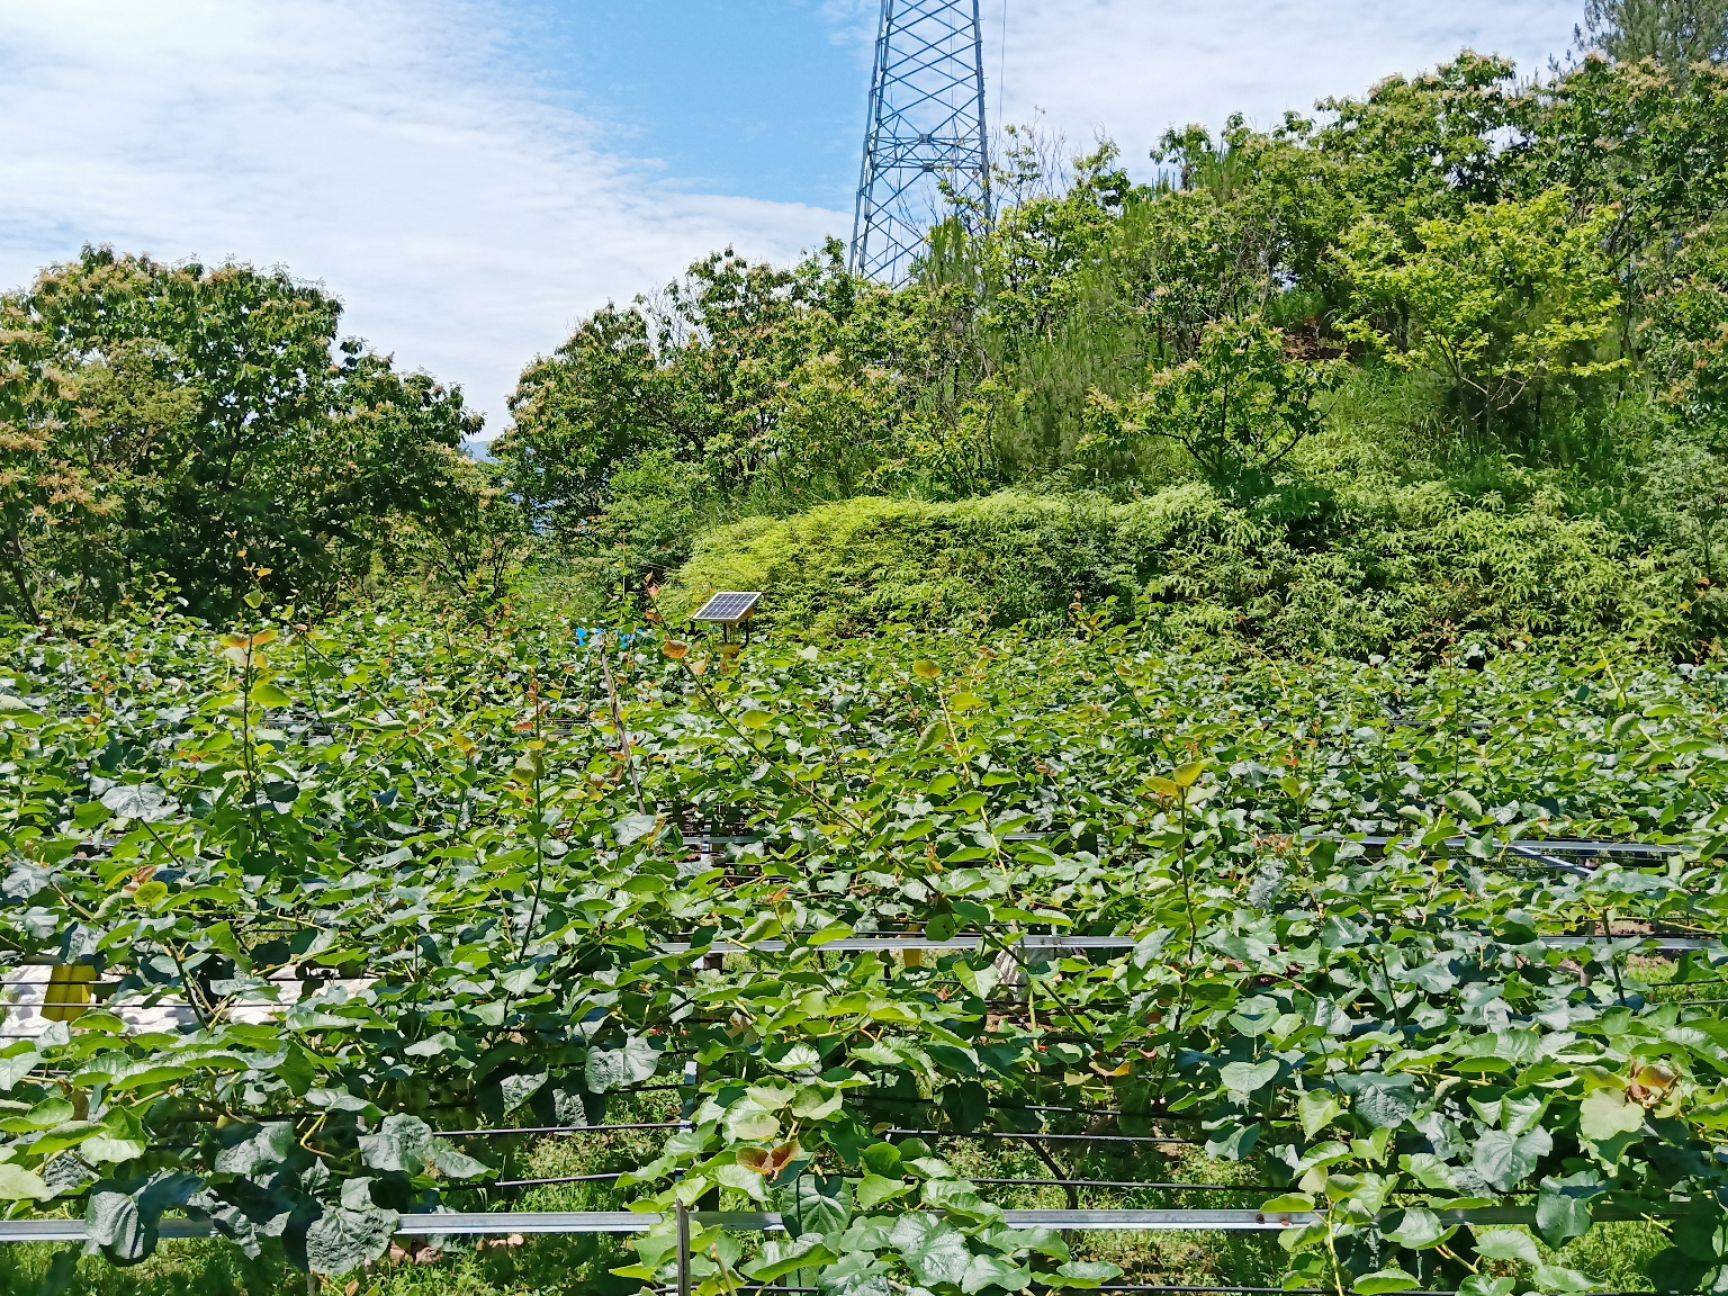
668, 485, 1685, 651
493, 51, 1728, 653
2, 33, 1726, 654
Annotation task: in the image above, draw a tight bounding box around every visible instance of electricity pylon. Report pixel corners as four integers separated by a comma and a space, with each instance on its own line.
850, 0, 992, 286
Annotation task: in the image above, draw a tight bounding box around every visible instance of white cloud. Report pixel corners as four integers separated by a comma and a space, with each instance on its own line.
826, 0, 1580, 168
0, 0, 845, 438
1, 0, 1588, 440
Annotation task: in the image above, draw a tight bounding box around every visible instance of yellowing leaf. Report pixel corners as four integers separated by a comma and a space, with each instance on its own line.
43, 963, 96, 1023
1172, 760, 1207, 789
1633, 1062, 1677, 1097
1579, 1087, 1645, 1142
0, 1164, 52, 1202
737, 1140, 800, 1177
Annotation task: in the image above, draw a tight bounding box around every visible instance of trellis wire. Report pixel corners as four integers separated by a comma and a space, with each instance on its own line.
967, 1177, 1288, 1193
661, 932, 1720, 955
885, 1128, 1203, 1147
462, 1173, 1290, 1197
8, 924, 1710, 984
432, 1121, 686, 1138
699, 829, 1681, 861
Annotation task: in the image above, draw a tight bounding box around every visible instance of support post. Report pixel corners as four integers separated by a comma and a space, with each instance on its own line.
675, 1201, 692, 1296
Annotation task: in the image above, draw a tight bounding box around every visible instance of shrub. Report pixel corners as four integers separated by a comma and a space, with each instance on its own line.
1090, 316, 1342, 487
666, 487, 1695, 654
1338, 190, 1625, 445
664, 493, 1140, 635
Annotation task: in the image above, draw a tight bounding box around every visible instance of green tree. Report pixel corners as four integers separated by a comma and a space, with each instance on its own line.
1151, 117, 1358, 324
976, 144, 1135, 352
1314, 53, 1535, 225
0, 247, 481, 620
494, 304, 667, 530
499, 242, 934, 536
1522, 59, 1728, 347
1088, 315, 1340, 487
1338, 190, 1626, 443
385, 450, 531, 609
1104, 188, 1268, 363
0, 424, 111, 624
1576, 0, 1728, 73
1644, 214, 1728, 424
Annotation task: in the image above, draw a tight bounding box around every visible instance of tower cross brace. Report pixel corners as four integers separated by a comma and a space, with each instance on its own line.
850, 0, 993, 286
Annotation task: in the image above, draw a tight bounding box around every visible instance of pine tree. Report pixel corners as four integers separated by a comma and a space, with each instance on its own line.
1577, 0, 1728, 75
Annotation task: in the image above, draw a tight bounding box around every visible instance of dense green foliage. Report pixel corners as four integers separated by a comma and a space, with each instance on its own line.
0, 250, 495, 622
4, 607, 1728, 1293
1575, 0, 1728, 73
3, 42, 1725, 649
4, 20, 1728, 1290
668, 483, 1689, 652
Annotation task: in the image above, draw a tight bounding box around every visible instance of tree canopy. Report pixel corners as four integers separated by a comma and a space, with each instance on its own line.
0, 249, 482, 620
4, 37, 1727, 640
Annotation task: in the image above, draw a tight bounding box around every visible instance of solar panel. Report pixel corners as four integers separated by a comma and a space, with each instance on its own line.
693, 591, 762, 624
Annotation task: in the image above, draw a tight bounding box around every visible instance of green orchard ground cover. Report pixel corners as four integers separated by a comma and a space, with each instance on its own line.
2, 606, 1728, 1295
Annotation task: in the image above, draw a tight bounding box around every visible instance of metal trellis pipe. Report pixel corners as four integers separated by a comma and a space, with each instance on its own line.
0, 1201, 1684, 1245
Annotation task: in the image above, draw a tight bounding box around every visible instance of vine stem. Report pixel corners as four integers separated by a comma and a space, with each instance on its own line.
1323, 1211, 1348, 1296
516, 674, 549, 962
921, 668, 1105, 1050
1601, 904, 1628, 1001
1177, 792, 1198, 965
238, 635, 265, 843
599, 634, 646, 815
163, 939, 212, 1028
680, 661, 868, 836
1149, 787, 1202, 1112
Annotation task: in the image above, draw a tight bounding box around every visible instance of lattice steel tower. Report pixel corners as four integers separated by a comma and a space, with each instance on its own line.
850, 0, 992, 285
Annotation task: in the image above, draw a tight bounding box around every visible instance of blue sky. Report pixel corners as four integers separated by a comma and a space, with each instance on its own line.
0, 0, 1582, 436
506, 1, 866, 209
